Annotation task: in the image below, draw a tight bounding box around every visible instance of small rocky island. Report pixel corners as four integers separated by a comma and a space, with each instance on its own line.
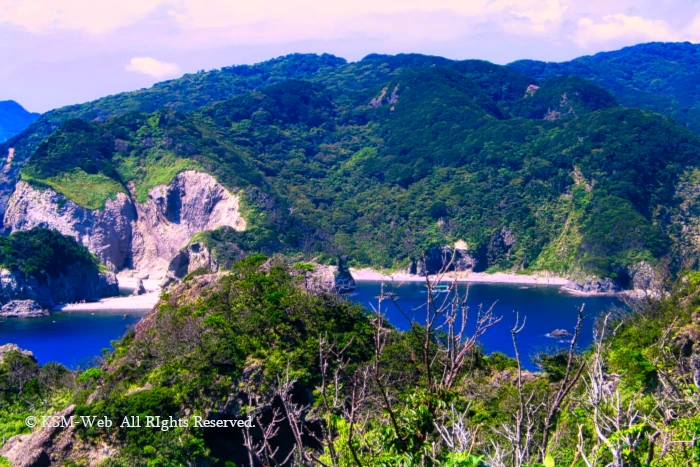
0, 228, 118, 317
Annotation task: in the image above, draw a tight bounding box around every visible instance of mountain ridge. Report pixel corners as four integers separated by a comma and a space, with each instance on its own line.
3, 44, 700, 288
0, 100, 39, 143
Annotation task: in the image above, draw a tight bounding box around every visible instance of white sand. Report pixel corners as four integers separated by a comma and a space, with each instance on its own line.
53, 292, 160, 311
350, 268, 569, 286
115, 276, 161, 292
53, 275, 163, 311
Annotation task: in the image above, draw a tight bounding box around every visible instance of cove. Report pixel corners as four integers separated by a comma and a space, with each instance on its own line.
0, 310, 148, 368
347, 281, 623, 370
0, 282, 622, 371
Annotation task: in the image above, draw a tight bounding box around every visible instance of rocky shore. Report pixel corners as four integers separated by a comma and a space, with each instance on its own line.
0, 299, 48, 318
350, 268, 569, 286
0, 266, 118, 311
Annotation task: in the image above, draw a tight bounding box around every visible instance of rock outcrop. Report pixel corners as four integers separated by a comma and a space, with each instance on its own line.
548, 329, 571, 338
4, 181, 136, 271
0, 344, 36, 364
0, 299, 48, 318
0, 266, 118, 309
167, 242, 219, 279
564, 277, 620, 294
131, 171, 246, 276
131, 278, 146, 296
0, 404, 116, 466
410, 242, 479, 276
4, 171, 246, 279
299, 263, 356, 294
487, 227, 516, 266
626, 262, 663, 293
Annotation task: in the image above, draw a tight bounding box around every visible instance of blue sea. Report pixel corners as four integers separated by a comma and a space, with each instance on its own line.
0, 281, 622, 370
347, 281, 622, 369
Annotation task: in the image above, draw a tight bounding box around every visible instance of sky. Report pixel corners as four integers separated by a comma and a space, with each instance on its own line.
2, 0, 700, 113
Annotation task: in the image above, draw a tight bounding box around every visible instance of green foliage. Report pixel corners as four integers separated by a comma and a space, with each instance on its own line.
10, 49, 700, 283
0, 227, 100, 280
509, 42, 700, 133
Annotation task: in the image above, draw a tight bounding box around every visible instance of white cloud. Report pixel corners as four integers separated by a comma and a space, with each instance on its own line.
0, 0, 569, 40
573, 14, 679, 47
0, 0, 164, 34
125, 57, 180, 78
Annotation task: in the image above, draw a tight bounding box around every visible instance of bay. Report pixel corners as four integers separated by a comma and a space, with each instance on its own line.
0, 310, 148, 368
347, 281, 623, 370
0, 281, 622, 371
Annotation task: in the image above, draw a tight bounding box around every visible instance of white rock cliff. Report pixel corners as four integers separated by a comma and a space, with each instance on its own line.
3, 171, 246, 278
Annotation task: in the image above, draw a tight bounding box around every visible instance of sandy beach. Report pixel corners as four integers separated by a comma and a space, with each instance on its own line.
350, 268, 569, 286
53, 292, 161, 311
52, 274, 163, 311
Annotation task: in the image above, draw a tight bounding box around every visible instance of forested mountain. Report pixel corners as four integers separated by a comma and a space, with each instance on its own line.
509, 42, 700, 133
4, 45, 700, 287
4, 43, 700, 467
0, 100, 39, 143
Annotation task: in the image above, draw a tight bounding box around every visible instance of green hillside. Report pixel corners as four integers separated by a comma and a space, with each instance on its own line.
3, 258, 700, 465
4, 47, 700, 285
509, 41, 700, 133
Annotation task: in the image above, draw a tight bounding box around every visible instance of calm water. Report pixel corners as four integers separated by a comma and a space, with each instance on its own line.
0, 310, 147, 368
0, 281, 622, 371
348, 281, 623, 370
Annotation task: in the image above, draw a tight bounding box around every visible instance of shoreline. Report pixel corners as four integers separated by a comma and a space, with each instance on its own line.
52, 275, 163, 312
349, 268, 569, 286
348, 268, 634, 297
53, 292, 161, 312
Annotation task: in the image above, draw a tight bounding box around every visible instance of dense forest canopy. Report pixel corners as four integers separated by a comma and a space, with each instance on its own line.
4, 43, 700, 284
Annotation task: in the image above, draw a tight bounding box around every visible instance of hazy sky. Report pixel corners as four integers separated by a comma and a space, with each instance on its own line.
2, 0, 700, 113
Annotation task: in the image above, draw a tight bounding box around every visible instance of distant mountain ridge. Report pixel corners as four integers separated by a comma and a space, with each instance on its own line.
509, 41, 700, 132
0, 100, 39, 143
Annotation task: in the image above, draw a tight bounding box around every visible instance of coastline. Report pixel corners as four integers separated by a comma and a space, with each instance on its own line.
52, 275, 162, 312
350, 268, 569, 286
348, 268, 644, 297
53, 292, 160, 312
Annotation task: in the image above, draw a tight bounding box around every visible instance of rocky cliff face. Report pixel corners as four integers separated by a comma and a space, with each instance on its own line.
4, 171, 246, 278
0, 266, 118, 309
5, 181, 136, 270
167, 242, 219, 280
409, 242, 479, 276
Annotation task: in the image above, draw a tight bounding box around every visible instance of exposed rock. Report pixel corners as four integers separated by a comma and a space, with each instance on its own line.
159, 273, 180, 290
167, 242, 219, 279
548, 329, 571, 338
410, 243, 479, 276
0, 343, 36, 364
131, 171, 246, 277
564, 277, 620, 294
525, 84, 539, 97
0, 299, 48, 318
487, 227, 515, 266
300, 262, 356, 294
131, 278, 146, 296
0, 404, 115, 466
626, 261, 663, 292
4, 170, 246, 279
4, 181, 136, 271
0, 266, 118, 309
369, 84, 399, 109
692, 311, 700, 326
673, 324, 700, 357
